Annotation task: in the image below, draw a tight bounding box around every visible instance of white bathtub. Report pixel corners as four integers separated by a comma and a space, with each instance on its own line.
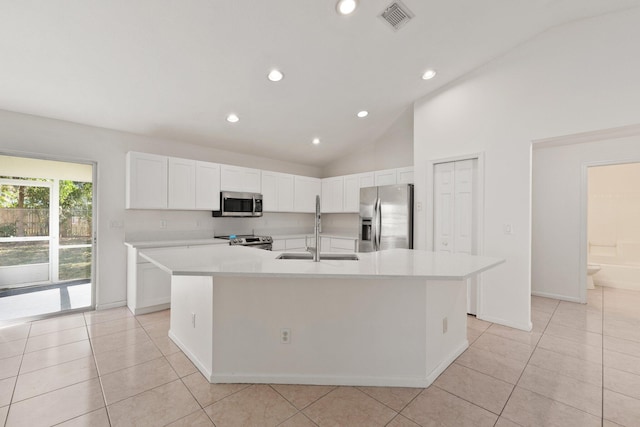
593, 263, 640, 291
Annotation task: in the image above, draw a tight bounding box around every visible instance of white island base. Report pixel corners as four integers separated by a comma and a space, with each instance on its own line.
168, 274, 468, 388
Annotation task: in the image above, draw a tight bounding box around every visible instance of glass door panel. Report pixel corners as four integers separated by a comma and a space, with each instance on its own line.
0, 182, 51, 288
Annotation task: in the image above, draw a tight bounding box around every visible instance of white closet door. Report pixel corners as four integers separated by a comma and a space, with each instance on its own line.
434, 162, 455, 253
434, 159, 478, 314
454, 160, 475, 255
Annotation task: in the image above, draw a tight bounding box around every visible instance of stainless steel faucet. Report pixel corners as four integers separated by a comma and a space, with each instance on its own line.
306, 194, 321, 262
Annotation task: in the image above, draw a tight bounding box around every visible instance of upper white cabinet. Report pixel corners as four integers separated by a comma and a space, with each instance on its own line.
375, 169, 398, 186
261, 171, 294, 212
321, 177, 344, 213
127, 152, 221, 211
294, 176, 321, 213
168, 157, 196, 209
221, 165, 261, 193
126, 152, 168, 209
397, 166, 414, 184
342, 172, 375, 213
195, 161, 221, 210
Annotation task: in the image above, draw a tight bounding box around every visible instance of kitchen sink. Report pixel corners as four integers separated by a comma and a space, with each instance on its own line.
276, 253, 359, 261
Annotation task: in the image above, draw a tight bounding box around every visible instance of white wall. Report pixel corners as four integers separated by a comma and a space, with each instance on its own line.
0, 109, 320, 309
414, 8, 640, 329
533, 133, 640, 300
322, 107, 414, 177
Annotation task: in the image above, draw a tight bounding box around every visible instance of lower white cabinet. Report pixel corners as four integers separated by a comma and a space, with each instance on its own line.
127, 246, 171, 315
272, 238, 307, 252
287, 235, 357, 253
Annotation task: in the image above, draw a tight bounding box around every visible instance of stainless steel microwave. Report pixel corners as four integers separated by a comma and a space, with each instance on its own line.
212, 191, 263, 217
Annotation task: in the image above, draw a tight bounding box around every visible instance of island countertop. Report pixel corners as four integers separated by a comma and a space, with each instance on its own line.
139, 245, 504, 280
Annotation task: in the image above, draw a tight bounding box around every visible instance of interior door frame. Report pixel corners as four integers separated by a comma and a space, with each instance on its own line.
426, 152, 485, 314
0, 150, 98, 313
580, 158, 640, 303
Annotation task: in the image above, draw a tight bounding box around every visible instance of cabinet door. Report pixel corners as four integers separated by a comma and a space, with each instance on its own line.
272, 239, 286, 251
261, 171, 278, 212
195, 161, 220, 210
126, 152, 168, 209
397, 166, 414, 184
277, 174, 295, 212
168, 157, 196, 209
322, 177, 343, 213
375, 169, 397, 186
359, 172, 375, 188
330, 238, 357, 252
244, 168, 262, 193
343, 174, 359, 213
138, 262, 171, 307
221, 165, 261, 193
294, 176, 321, 212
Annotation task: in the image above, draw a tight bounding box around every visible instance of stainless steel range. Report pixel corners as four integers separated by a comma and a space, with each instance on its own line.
216, 234, 273, 250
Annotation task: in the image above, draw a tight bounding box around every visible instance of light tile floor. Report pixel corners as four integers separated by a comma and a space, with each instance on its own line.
0, 286, 639, 426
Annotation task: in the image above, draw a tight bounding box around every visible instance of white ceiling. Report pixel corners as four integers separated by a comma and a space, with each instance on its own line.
1, 0, 638, 167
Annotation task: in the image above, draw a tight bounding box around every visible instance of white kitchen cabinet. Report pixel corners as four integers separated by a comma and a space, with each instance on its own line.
397, 166, 414, 184
221, 165, 261, 193
309, 236, 357, 253
261, 171, 294, 212
329, 237, 358, 252
343, 172, 375, 213
321, 177, 344, 213
359, 172, 375, 188
294, 176, 321, 213
168, 157, 196, 209
126, 152, 168, 209
195, 161, 221, 210
127, 247, 171, 315
272, 237, 307, 251
375, 169, 397, 186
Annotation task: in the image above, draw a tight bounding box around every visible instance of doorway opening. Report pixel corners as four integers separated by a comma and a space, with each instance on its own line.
0, 155, 95, 322
586, 162, 640, 293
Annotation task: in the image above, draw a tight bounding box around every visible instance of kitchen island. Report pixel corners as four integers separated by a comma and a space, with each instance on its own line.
140, 245, 503, 388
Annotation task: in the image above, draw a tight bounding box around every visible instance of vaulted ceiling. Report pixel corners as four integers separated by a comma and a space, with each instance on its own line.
1, 0, 637, 166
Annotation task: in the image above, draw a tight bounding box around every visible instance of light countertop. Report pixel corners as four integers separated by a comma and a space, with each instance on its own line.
124, 238, 229, 249
139, 245, 504, 280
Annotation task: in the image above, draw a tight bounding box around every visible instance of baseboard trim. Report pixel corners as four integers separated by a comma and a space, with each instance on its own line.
425, 340, 468, 386
532, 290, 581, 303
479, 314, 533, 332
168, 330, 213, 380
96, 300, 126, 310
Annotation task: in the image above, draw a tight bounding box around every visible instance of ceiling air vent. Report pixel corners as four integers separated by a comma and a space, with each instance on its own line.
379, 1, 414, 31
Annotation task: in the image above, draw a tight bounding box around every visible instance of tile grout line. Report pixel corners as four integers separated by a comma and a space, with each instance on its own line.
88, 311, 116, 427
493, 298, 560, 424
3, 322, 31, 427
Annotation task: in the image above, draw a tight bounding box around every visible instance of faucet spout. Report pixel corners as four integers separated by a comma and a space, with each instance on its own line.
306, 195, 321, 262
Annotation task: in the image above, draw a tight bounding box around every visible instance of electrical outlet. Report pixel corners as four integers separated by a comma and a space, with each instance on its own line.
442, 317, 448, 334
160, 220, 168, 229
191, 313, 196, 328
504, 223, 513, 235
280, 328, 291, 344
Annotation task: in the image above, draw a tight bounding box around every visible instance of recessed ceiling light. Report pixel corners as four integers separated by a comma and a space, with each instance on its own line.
268, 69, 284, 82
226, 113, 239, 123
312, 138, 320, 145
357, 110, 369, 118
422, 69, 437, 80
336, 0, 358, 15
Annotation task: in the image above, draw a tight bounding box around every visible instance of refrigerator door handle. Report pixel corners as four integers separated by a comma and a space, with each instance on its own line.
375, 197, 382, 250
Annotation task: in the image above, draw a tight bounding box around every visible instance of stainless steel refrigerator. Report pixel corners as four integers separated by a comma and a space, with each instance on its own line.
359, 184, 413, 252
